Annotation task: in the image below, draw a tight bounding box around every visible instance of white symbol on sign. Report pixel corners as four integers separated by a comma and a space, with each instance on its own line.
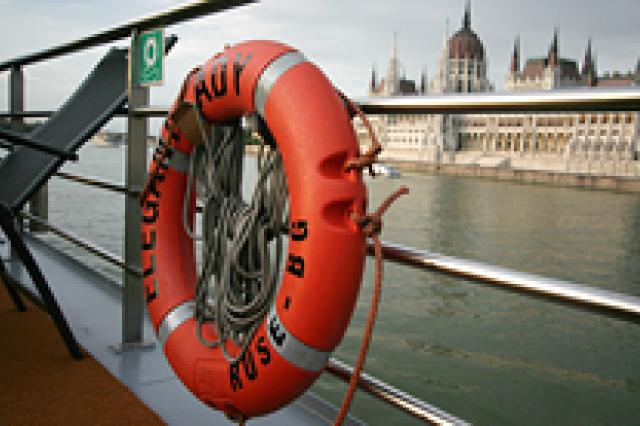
144, 37, 158, 68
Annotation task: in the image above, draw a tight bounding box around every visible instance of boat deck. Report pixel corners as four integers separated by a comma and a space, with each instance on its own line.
0, 274, 164, 425
0, 234, 361, 425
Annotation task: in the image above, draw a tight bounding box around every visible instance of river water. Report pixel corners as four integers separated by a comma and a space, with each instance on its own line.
45, 145, 640, 425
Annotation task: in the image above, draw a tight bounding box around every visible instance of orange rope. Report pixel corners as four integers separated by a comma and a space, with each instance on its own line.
334, 186, 409, 426
339, 91, 382, 176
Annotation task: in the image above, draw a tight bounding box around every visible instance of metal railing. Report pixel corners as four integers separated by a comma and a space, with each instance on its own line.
0, 0, 254, 349
2, 1, 640, 425
0, 0, 256, 72
356, 88, 640, 114
128, 87, 640, 116
44, 170, 640, 327
54, 172, 132, 196
19, 211, 140, 277
371, 241, 640, 324
17, 207, 468, 425
327, 359, 470, 425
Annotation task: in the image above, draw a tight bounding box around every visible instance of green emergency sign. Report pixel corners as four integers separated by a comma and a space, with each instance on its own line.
138, 28, 164, 86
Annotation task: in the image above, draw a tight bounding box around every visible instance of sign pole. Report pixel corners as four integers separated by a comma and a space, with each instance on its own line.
119, 29, 153, 351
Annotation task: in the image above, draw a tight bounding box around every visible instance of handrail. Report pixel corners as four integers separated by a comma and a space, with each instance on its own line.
356, 87, 640, 114
4, 87, 640, 120
327, 358, 469, 425
130, 106, 172, 117
53, 172, 205, 213
19, 212, 141, 277
0, 0, 256, 72
38, 206, 629, 329
125, 87, 640, 117
0, 111, 54, 118
55, 172, 131, 195
370, 241, 640, 324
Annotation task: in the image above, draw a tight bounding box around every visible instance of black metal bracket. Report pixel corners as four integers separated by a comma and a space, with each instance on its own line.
0, 139, 13, 151
0, 202, 83, 359
0, 256, 27, 312
0, 127, 78, 161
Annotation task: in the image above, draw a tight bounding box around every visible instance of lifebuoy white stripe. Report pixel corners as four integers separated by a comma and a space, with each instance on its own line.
167, 148, 191, 174
266, 305, 330, 372
157, 300, 195, 345
156, 299, 329, 372
254, 51, 307, 118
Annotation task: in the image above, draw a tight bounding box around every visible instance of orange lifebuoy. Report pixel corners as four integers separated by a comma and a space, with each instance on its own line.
141, 40, 366, 419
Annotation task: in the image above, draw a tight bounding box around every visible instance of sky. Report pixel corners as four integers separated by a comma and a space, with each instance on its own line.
0, 0, 639, 133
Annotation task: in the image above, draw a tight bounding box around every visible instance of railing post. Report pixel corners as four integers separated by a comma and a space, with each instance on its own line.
9, 66, 49, 232
9, 66, 24, 134
120, 30, 152, 350
7, 67, 26, 253
29, 186, 48, 232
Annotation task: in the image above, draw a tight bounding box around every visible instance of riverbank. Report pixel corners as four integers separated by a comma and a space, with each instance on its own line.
386, 160, 640, 192
247, 143, 640, 192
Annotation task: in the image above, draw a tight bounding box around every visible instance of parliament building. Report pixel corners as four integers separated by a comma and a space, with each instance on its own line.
360, 2, 640, 176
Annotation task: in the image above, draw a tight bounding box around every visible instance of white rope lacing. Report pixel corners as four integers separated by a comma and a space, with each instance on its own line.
183, 108, 288, 364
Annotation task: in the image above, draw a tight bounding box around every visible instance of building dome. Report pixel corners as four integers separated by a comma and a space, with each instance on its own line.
449, 28, 484, 60
448, 2, 485, 61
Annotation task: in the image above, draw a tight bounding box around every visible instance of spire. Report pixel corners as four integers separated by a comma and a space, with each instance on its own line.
370, 63, 377, 92
386, 32, 399, 95
510, 35, 520, 73
443, 18, 450, 92
582, 38, 592, 73
463, 0, 471, 30
582, 38, 595, 85
420, 66, 428, 94
392, 30, 398, 62
548, 27, 558, 67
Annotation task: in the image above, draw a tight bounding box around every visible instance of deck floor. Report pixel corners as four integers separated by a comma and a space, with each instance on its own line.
0, 277, 164, 425
0, 234, 360, 426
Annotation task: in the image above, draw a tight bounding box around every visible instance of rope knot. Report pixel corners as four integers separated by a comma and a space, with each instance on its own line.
344, 143, 382, 175
352, 185, 409, 236
352, 213, 382, 238
338, 90, 383, 177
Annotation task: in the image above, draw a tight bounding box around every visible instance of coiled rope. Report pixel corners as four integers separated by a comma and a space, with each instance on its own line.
181, 110, 288, 364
